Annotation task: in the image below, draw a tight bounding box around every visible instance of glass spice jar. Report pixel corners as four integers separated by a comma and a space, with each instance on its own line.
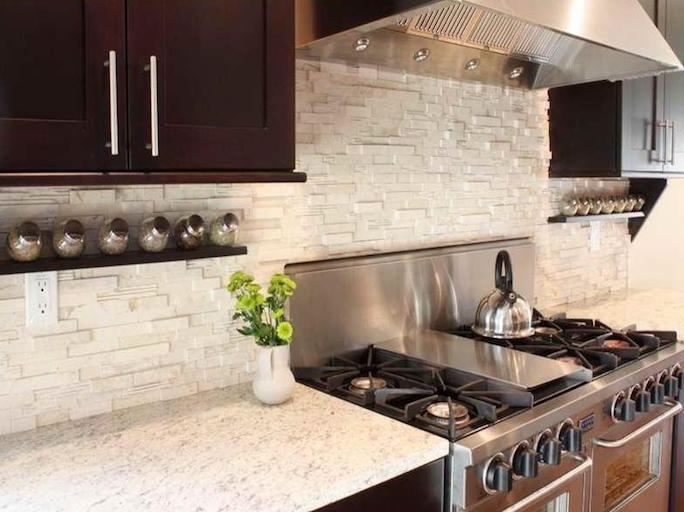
173, 214, 205, 250
7, 221, 42, 262
138, 216, 171, 253
588, 198, 604, 215
613, 197, 627, 214
98, 218, 130, 256
560, 198, 579, 217
209, 213, 239, 246
53, 219, 86, 258
601, 198, 616, 214
576, 198, 591, 216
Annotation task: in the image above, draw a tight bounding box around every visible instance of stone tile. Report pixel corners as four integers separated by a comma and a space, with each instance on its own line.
0, 59, 630, 435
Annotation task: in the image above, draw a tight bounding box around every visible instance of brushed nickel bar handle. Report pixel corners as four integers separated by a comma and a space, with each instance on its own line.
653, 120, 667, 163
593, 400, 682, 449
663, 120, 669, 165
145, 55, 160, 157
105, 50, 119, 156
501, 455, 592, 512
670, 121, 676, 165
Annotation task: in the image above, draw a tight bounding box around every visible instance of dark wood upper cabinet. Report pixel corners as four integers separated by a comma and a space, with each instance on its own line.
0, 0, 297, 183
549, 0, 684, 178
0, 0, 126, 171
127, 0, 294, 171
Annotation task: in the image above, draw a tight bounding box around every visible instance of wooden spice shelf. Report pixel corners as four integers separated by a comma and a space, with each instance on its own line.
548, 212, 645, 223
0, 171, 307, 187
0, 245, 247, 275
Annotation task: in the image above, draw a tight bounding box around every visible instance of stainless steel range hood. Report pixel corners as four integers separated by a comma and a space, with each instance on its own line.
296, 0, 683, 89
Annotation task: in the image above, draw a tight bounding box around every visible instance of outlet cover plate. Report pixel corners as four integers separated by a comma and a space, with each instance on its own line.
590, 221, 601, 252
25, 271, 58, 328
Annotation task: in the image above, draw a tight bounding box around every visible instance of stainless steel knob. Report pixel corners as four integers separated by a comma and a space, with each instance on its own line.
484, 456, 513, 493
512, 444, 538, 478
613, 396, 636, 422
559, 424, 583, 453
537, 433, 561, 465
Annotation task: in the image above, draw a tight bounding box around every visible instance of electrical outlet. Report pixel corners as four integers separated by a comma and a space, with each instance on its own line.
25, 272, 58, 328
590, 221, 601, 252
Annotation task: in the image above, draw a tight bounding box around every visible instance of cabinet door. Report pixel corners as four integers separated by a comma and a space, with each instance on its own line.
549, 81, 622, 178
0, 0, 126, 170
663, 0, 684, 173
621, 0, 666, 173
315, 460, 444, 512
127, 0, 294, 171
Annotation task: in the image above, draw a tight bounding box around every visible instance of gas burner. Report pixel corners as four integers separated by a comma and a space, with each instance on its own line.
602, 338, 632, 349
426, 402, 470, 427
555, 355, 584, 366
534, 326, 561, 336
349, 376, 388, 394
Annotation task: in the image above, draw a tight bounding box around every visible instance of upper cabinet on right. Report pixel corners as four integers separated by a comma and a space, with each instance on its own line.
549, 0, 684, 178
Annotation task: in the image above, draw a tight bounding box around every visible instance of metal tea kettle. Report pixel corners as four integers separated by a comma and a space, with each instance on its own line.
472, 250, 534, 339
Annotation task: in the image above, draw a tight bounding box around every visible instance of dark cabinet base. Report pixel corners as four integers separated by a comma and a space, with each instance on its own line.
314, 459, 445, 512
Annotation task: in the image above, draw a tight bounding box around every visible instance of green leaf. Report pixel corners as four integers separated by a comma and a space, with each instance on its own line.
236, 294, 257, 311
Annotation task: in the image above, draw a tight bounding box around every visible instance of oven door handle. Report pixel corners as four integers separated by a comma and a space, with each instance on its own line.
593, 400, 682, 449
501, 455, 592, 512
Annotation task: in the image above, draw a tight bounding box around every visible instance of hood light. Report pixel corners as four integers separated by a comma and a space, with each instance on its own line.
353, 38, 370, 52
508, 66, 524, 79
465, 58, 480, 71
413, 48, 430, 62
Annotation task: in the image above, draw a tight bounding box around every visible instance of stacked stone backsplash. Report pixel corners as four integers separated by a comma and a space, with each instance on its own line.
0, 59, 629, 435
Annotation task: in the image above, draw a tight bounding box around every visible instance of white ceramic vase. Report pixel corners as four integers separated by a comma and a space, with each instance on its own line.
252, 344, 295, 405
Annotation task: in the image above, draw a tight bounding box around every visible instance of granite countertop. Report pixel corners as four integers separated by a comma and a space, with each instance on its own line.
549, 288, 684, 335
0, 384, 449, 512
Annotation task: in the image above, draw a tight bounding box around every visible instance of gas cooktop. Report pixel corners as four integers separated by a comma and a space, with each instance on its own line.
450, 315, 678, 379
294, 316, 678, 442
294, 345, 534, 441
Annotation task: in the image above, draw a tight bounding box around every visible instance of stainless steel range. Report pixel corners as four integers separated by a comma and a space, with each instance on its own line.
286, 239, 684, 512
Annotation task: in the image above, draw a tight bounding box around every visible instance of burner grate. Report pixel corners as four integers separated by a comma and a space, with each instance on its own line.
294, 346, 533, 441
450, 316, 678, 380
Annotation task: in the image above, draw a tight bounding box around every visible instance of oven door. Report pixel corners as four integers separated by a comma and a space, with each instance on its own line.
501, 456, 592, 512
466, 455, 592, 512
589, 401, 682, 512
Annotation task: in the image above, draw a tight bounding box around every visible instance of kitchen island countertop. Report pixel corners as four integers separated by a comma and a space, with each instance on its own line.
0, 383, 449, 512
549, 288, 684, 335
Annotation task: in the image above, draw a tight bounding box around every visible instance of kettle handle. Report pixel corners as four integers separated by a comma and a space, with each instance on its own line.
495, 250, 514, 292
